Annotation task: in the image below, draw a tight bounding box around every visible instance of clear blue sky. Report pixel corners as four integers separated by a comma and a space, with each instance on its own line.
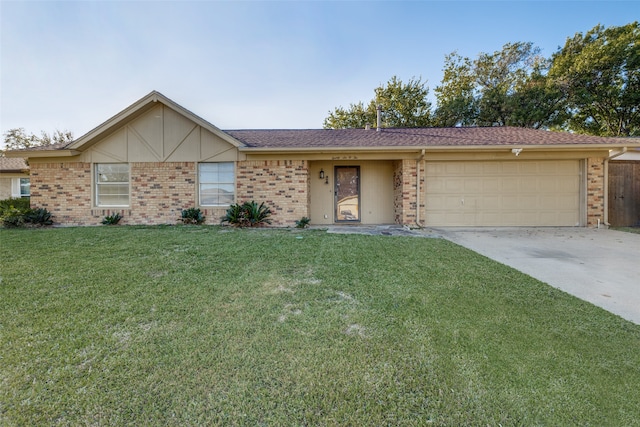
1, 0, 637, 140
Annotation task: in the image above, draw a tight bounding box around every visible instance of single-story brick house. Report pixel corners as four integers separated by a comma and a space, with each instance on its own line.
0, 157, 30, 200
6, 91, 639, 227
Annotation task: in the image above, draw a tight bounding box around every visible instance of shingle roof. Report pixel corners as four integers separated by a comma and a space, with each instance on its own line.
0, 157, 28, 172
225, 127, 631, 149
5, 126, 635, 158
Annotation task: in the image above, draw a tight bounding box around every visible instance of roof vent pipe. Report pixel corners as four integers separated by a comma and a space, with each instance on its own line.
376, 105, 382, 132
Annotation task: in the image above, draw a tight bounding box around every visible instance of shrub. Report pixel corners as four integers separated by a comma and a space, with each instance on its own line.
295, 217, 310, 228
181, 208, 205, 225
102, 212, 123, 225
1, 207, 27, 228
220, 203, 244, 226
1, 203, 53, 228
0, 197, 30, 217
243, 201, 272, 227
221, 201, 272, 228
24, 208, 53, 226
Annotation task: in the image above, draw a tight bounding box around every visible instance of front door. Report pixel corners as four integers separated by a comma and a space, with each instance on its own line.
335, 166, 360, 222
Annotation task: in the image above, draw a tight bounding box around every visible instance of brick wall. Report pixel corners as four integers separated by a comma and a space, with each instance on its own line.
128, 162, 229, 225
587, 157, 605, 227
127, 162, 195, 224
29, 162, 220, 226
29, 162, 93, 226
236, 160, 309, 226
27, 160, 310, 227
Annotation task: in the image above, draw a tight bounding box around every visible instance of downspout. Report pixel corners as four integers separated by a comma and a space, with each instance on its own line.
415, 149, 426, 228
604, 147, 628, 226
608, 147, 628, 160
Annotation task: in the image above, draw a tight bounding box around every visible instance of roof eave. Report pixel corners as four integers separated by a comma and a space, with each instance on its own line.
0, 169, 29, 173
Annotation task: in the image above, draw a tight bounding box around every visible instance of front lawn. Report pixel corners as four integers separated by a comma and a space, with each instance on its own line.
611, 226, 640, 234
1, 226, 638, 425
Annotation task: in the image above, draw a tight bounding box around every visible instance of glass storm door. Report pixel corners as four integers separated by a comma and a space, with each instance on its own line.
335, 166, 360, 222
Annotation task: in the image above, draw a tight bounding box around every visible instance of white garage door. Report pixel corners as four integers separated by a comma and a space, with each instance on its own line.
425, 160, 581, 226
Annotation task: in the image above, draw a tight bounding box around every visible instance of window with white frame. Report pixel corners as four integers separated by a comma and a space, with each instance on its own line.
20, 178, 30, 197
96, 164, 129, 206
199, 162, 234, 206
11, 178, 30, 198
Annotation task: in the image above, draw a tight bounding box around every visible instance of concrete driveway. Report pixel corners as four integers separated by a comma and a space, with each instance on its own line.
435, 227, 640, 325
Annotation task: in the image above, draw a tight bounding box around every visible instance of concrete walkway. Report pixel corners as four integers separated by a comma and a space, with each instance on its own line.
435, 227, 640, 325
323, 224, 439, 237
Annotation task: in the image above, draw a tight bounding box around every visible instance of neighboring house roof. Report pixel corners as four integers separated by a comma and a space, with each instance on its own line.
3, 140, 77, 158
226, 127, 633, 150
27, 142, 69, 151
0, 157, 29, 173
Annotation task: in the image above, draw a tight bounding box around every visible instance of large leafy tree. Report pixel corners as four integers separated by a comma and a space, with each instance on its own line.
2, 128, 74, 153
324, 76, 432, 129
433, 52, 477, 127
434, 42, 565, 129
505, 65, 568, 129
549, 22, 640, 136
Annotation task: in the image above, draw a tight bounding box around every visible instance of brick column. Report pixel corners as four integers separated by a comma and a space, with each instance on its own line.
586, 158, 605, 227
393, 159, 420, 226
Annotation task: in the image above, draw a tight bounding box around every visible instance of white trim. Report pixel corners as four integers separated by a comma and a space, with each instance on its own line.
95, 163, 130, 207
11, 177, 30, 198
198, 162, 235, 207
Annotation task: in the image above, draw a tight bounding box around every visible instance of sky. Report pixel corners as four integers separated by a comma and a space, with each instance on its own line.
1, 0, 638, 141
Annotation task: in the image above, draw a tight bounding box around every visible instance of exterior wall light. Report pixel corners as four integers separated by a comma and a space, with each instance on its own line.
319, 169, 325, 179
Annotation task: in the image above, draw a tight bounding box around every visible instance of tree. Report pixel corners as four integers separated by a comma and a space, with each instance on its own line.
324, 76, 432, 129
474, 42, 540, 126
2, 128, 74, 154
323, 102, 370, 130
434, 42, 565, 129
433, 52, 477, 127
505, 66, 568, 129
549, 22, 640, 136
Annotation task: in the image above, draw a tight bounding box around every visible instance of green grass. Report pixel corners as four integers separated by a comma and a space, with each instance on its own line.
1, 226, 639, 426
611, 226, 640, 234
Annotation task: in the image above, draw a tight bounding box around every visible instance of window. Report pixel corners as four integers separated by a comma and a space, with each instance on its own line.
199, 163, 234, 206
11, 178, 30, 198
96, 164, 129, 206
20, 178, 30, 197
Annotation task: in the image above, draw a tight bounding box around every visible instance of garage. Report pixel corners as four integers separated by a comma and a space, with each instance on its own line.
425, 160, 582, 226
